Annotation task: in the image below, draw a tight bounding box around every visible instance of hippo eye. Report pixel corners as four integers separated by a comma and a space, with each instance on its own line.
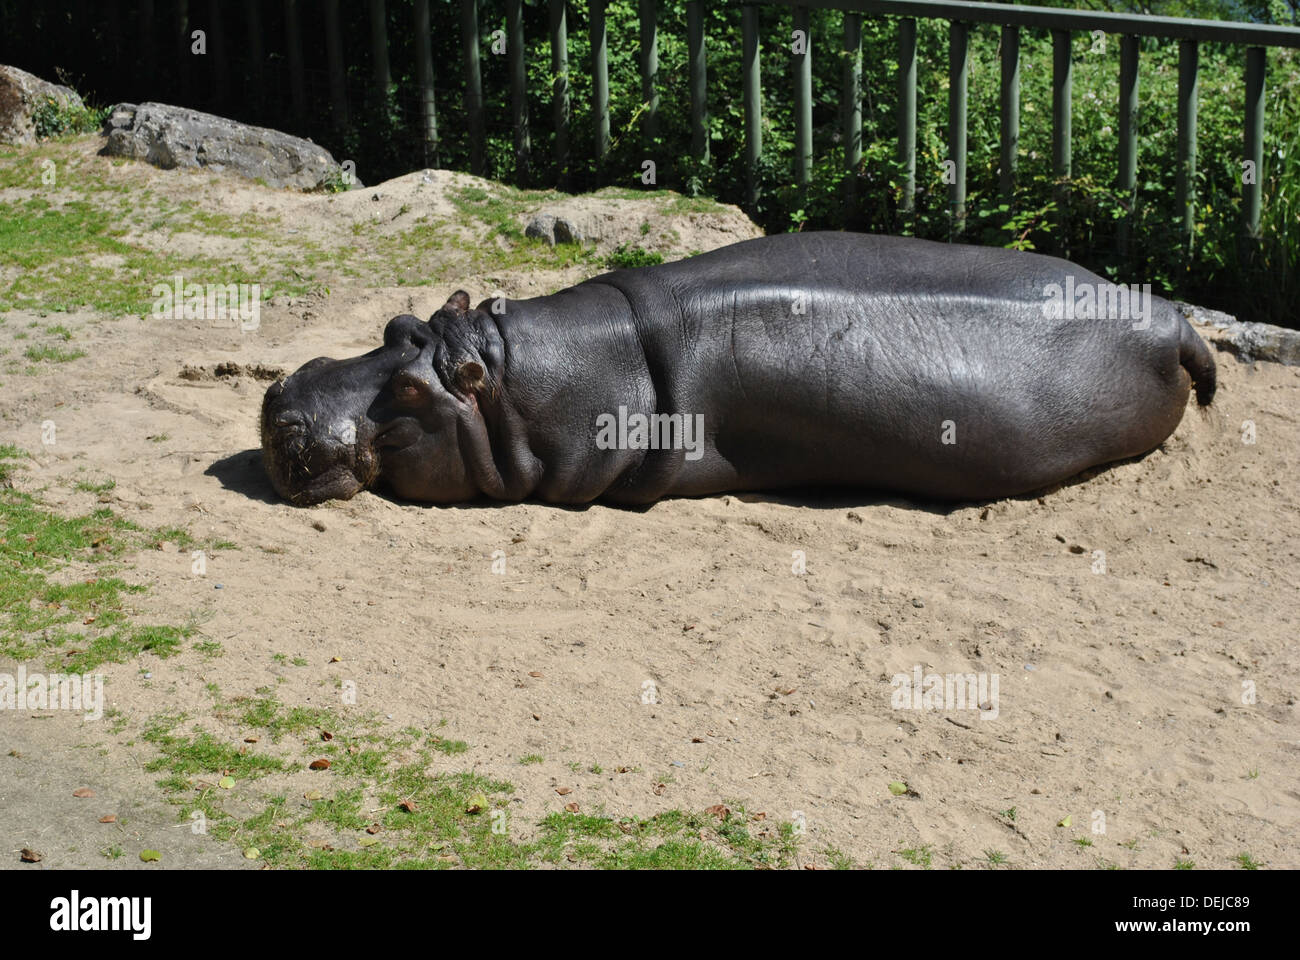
391, 374, 430, 407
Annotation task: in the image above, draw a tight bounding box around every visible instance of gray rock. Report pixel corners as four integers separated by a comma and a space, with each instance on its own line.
553, 217, 585, 245
525, 213, 557, 245
525, 212, 586, 246
1178, 301, 1300, 366
0, 64, 85, 145
99, 102, 347, 191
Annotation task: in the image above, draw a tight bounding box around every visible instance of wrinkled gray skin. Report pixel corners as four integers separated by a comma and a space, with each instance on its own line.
261, 232, 1215, 506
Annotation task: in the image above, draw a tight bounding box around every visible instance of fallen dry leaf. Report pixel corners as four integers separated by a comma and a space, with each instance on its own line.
365, 823, 382, 835
320, 730, 334, 741
72, 788, 95, 798
20, 848, 42, 863
705, 804, 731, 820
399, 800, 417, 813
528, 671, 543, 678
564, 802, 580, 813
308, 759, 331, 770
555, 786, 572, 796
653, 783, 667, 796
99, 814, 116, 824
243, 735, 259, 743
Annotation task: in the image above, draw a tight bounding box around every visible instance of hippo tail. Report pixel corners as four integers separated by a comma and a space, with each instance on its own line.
1177, 315, 1217, 406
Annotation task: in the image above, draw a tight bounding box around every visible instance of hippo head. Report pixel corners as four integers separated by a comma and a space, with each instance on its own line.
260, 293, 490, 505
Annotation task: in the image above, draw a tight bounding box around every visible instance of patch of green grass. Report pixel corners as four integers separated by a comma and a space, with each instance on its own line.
984, 849, 1009, 866
518, 754, 544, 765
605, 243, 664, 269
136, 696, 798, 871
823, 845, 855, 870
73, 478, 116, 494
1073, 837, 1094, 848
1175, 858, 1195, 870
536, 806, 797, 869
1235, 852, 1262, 870
230, 696, 339, 743
0, 449, 202, 669
430, 737, 468, 756
23, 343, 86, 363
0, 193, 309, 316
898, 844, 934, 868
143, 715, 285, 783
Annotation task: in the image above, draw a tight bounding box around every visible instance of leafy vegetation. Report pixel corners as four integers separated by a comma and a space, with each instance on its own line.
31, 94, 108, 140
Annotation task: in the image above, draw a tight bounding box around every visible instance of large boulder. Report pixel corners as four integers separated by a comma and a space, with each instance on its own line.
0, 64, 86, 145
100, 102, 347, 191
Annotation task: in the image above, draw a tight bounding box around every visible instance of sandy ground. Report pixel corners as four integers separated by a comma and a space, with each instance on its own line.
1, 151, 1297, 871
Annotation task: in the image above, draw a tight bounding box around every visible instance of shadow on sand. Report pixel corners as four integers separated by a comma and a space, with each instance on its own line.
205, 449, 280, 505
207, 445, 1160, 515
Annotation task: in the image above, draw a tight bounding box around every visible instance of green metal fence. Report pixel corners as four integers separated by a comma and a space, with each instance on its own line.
459, 0, 1300, 245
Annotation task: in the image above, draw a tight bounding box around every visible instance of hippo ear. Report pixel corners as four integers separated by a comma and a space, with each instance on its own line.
455, 360, 486, 394
440, 290, 471, 317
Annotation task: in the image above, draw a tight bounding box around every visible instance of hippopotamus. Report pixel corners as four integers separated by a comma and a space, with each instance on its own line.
260, 231, 1215, 506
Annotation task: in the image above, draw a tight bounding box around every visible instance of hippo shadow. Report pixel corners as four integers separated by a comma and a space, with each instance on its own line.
205, 448, 281, 505
213, 446, 1161, 513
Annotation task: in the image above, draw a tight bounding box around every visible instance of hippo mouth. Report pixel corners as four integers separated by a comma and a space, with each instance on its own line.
260, 394, 384, 506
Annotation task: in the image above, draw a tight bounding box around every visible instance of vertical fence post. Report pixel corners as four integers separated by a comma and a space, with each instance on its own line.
999, 25, 1018, 201
1117, 34, 1139, 257
550, 0, 570, 189
460, 0, 485, 177
743, 3, 761, 210
896, 17, 915, 217
1243, 46, 1265, 242
1176, 39, 1198, 248
949, 20, 969, 235
507, 0, 529, 185
285, 0, 306, 131
592, 0, 610, 169
640, 0, 659, 147
243, 0, 263, 119
843, 12, 863, 191
325, 0, 350, 134
795, 7, 812, 191
687, 0, 708, 165
368, 0, 391, 110
1052, 29, 1072, 237
414, 0, 439, 168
